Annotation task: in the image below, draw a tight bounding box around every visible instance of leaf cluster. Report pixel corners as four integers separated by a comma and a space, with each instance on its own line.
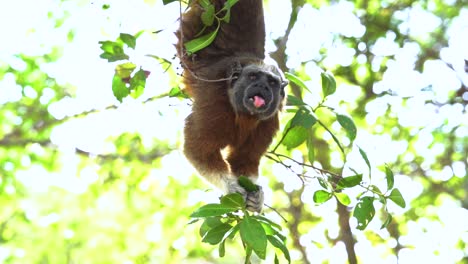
278, 71, 406, 230
181, 0, 239, 54
190, 178, 290, 263
99, 32, 153, 102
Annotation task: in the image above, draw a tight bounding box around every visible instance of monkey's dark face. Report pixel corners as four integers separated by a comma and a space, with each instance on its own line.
228, 64, 287, 120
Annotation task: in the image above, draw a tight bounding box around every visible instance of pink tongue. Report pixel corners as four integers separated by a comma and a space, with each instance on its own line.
253, 95, 265, 108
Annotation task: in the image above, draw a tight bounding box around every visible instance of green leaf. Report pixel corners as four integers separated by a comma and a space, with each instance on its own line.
275, 254, 279, 264
284, 72, 312, 93
385, 165, 394, 190
190, 203, 238, 218
220, 193, 244, 208
381, 214, 392, 229
115, 62, 136, 79
238, 176, 258, 192
99, 41, 129, 62
219, 239, 226, 257
335, 192, 351, 206
199, 217, 222, 237
220, 0, 239, 22
168, 87, 189, 99
199, 0, 211, 8
388, 188, 406, 208
225, 0, 239, 8
282, 126, 308, 149
187, 218, 200, 225
201, 5, 215, 26
267, 235, 291, 263
313, 190, 332, 204
369, 185, 382, 194
202, 223, 232, 245
240, 216, 267, 260
129, 69, 147, 99
162, 0, 178, 4
286, 95, 306, 106
119, 33, 136, 49
259, 222, 276, 236
369, 185, 385, 203
336, 174, 363, 189
99, 40, 121, 53
184, 24, 219, 54
353, 196, 375, 230
135, 30, 145, 39
358, 147, 371, 177
281, 108, 316, 150
245, 246, 253, 264
318, 178, 329, 190
112, 74, 128, 102
290, 107, 317, 128
221, 10, 231, 23
100, 53, 129, 62
321, 71, 336, 98
254, 215, 282, 231
336, 114, 357, 141
274, 231, 287, 243
227, 223, 240, 239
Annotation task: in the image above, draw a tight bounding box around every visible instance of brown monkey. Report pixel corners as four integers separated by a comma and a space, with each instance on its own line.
177, 0, 287, 212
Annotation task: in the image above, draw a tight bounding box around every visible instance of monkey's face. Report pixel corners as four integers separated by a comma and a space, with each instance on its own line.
228, 64, 287, 120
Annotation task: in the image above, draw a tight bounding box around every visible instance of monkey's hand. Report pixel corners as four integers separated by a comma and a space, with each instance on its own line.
224, 177, 264, 213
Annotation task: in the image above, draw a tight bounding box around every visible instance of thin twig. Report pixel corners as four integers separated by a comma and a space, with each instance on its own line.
263, 203, 288, 223
267, 152, 341, 179
271, 126, 292, 152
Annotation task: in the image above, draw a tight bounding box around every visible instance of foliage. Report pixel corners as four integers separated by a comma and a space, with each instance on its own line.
1, 0, 467, 263
190, 191, 290, 263
186, 39, 405, 260
99, 32, 151, 102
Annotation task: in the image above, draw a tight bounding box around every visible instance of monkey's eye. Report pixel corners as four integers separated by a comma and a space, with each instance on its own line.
268, 78, 279, 86
248, 72, 257, 80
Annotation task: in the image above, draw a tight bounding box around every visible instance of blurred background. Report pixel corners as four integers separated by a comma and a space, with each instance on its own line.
0, 0, 467, 263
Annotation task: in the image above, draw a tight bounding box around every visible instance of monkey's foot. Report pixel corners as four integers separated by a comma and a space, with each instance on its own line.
224, 177, 264, 213
245, 185, 264, 213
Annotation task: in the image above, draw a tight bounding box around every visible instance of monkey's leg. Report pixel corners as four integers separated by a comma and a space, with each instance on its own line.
227, 117, 280, 212
227, 140, 271, 213
183, 114, 237, 191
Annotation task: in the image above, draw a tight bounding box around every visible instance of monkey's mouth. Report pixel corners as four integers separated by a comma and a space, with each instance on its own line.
243, 88, 274, 118
249, 95, 266, 108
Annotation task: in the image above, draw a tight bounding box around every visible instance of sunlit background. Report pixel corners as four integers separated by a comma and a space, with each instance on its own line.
0, 0, 467, 263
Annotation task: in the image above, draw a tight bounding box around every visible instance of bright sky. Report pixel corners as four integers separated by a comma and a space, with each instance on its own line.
0, 0, 467, 263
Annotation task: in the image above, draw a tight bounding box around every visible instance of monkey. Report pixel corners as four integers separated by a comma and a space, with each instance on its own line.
176, 0, 288, 212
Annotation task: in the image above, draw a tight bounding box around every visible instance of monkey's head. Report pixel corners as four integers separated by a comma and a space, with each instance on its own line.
228, 63, 288, 120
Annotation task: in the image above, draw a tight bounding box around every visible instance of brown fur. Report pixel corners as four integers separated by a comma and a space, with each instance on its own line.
177, 0, 282, 189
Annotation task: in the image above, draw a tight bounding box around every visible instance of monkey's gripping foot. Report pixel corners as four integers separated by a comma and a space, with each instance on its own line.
245, 185, 264, 213
225, 177, 264, 213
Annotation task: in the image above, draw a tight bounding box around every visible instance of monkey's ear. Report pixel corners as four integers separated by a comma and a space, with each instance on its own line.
280, 80, 288, 97
228, 61, 243, 85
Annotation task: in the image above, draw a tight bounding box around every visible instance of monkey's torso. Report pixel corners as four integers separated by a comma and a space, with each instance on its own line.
177, 0, 286, 212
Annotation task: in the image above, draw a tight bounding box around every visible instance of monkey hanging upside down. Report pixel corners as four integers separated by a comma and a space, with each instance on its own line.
177, 0, 288, 212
